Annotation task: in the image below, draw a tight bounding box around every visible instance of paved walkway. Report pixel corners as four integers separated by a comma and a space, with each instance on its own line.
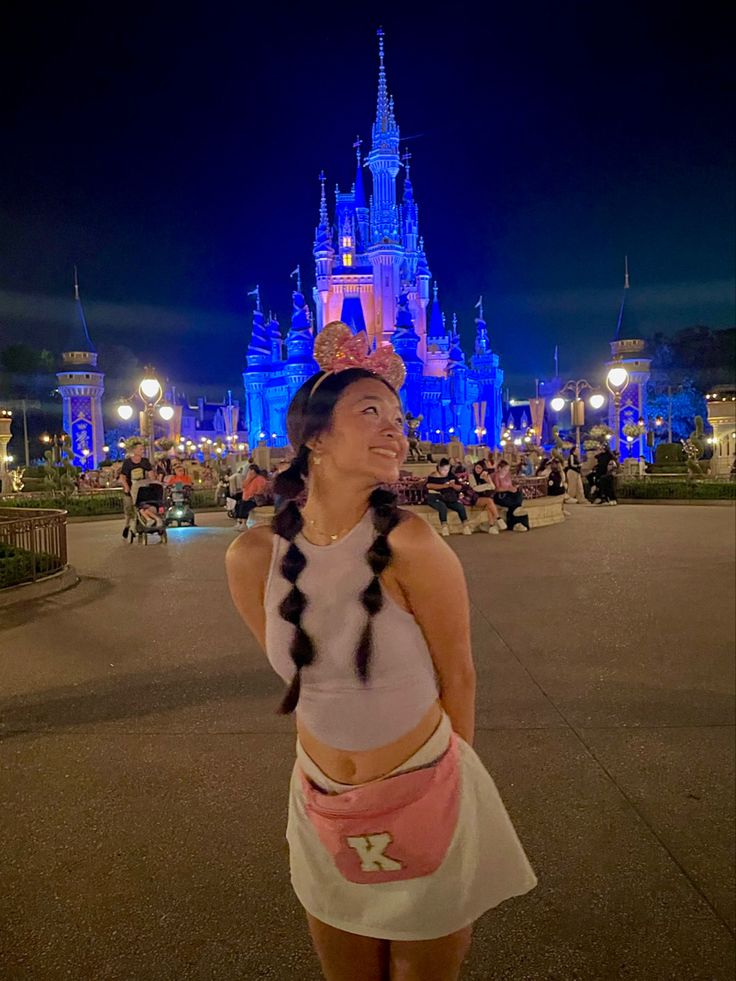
1, 505, 734, 980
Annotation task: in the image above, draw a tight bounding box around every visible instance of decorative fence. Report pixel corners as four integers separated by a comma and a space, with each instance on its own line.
0, 507, 68, 589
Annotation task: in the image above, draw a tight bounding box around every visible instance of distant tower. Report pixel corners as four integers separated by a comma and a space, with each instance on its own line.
605, 258, 651, 460
285, 291, 317, 404
470, 297, 503, 446
243, 291, 271, 447
425, 282, 450, 378
366, 27, 403, 344
391, 292, 423, 415
56, 269, 105, 467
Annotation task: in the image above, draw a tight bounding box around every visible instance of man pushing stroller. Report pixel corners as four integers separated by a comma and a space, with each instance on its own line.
119, 441, 154, 539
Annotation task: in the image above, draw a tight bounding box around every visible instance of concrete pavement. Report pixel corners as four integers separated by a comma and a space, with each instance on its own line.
1, 505, 734, 980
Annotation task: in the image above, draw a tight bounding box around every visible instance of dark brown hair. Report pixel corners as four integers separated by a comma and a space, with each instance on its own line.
271, 368, 401, 714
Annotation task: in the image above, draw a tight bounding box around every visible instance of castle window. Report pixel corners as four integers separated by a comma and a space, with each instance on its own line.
341, 236, 353, 249
343, 254, 353, 267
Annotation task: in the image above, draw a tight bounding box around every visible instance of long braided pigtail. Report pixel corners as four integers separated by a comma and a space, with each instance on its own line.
271, 446, 315, 714
355, 487, 401, 682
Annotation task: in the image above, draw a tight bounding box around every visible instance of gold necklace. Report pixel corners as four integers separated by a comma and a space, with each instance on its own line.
303, 516, 351, 542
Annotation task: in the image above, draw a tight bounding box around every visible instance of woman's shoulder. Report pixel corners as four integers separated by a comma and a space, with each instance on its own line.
225, 523, 274, 576
389, 508, 450, 554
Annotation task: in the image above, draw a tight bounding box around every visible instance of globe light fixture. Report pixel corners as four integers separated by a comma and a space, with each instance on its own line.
102, 445, 110, 454
606, 366, 629, 391
117, 403, 134, 421
606, 366, 630, 451
118, 439, 126, 448
550, 397, 566, 412
139, 376, 162, 401
158, 405, 174, 421
589, 394, 605, 410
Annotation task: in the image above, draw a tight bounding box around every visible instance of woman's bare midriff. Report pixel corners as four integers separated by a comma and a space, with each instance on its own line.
297, 698, 444, 785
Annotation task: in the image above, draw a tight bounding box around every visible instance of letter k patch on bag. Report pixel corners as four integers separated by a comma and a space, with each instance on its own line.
300, 737, 461, 884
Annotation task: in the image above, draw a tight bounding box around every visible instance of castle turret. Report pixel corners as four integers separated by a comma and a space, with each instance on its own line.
425, 282, 450, 378
312, 171, 335, 330
366, 28, 403, 344
605, 259, 651, 460
391, 293, 422, 415
285, 291, 317, 403
470, 297, 503, 448
56, 269, 105, 467
243, 297, 271, 446
268, 312, 283, 364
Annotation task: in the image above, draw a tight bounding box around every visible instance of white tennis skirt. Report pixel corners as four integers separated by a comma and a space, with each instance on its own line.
286, 712, 537, 941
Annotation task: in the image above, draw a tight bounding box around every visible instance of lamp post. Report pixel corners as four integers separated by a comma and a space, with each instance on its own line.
606, 366, 630, 452
117, 367, 173, 462
550, 380, 606, 455
40, 431, 70, 466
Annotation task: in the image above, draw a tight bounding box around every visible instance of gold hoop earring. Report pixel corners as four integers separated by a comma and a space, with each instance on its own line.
312, 455, 322, 466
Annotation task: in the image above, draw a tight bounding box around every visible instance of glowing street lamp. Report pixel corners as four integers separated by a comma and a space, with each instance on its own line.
117, 403, 134, 421
158, 405, 174, 422
552, 379, 603, 455
606, 366, 630, 452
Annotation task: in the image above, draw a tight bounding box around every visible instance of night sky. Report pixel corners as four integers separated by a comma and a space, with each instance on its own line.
2, 3, 734, 398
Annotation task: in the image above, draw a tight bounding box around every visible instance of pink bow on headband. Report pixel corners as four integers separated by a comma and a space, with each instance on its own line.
313, 321, 406, 391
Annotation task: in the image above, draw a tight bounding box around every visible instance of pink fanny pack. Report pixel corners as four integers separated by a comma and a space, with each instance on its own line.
299, 735, 461, 884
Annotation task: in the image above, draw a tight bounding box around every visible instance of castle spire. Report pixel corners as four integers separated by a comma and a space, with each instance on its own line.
67, 266, 95, 354
353, 136, 367, 209
319, 170, 328, 226
428, 282, 445, 337
624, 254, 630, 289
375, 26, 390, 133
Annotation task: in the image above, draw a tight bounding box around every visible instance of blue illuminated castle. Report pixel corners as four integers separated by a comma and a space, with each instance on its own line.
243, 29, 503, 450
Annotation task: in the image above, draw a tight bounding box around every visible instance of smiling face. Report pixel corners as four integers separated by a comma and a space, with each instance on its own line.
308, 376, 408, 485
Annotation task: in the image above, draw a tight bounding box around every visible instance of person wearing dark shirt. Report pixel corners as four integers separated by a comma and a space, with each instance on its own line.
592, 448, 618, 505
425, 459, 472, 537
119, 443, 153, 539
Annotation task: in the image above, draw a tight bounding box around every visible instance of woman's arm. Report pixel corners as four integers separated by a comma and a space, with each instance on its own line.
225, 525, 274, 650
387, 513, 476, 744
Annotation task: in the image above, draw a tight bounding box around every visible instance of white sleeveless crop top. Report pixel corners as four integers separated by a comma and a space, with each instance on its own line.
264, 510, 440, 751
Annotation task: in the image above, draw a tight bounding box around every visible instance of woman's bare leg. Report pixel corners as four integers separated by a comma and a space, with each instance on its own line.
390, 925, 473, 980
306, 913, 391, 981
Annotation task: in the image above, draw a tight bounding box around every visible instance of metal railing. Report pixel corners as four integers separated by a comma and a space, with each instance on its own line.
0, 507, 68, 589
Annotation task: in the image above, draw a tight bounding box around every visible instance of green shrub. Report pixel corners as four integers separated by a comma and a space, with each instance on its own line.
618, 479, 736, 500
646, 464, 689, 475
19, 478, 46, 492
654, 443, 685, 465
0, 543, 62, 589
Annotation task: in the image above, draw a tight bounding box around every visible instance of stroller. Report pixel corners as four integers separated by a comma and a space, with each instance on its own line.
130, 482, 168, 544
164, 481, 196, 527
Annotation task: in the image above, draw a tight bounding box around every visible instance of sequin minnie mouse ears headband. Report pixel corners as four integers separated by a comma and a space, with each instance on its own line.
310, 321, 406, 398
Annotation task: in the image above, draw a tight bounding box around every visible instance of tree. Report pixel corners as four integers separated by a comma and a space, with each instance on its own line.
645, 381, 707, 445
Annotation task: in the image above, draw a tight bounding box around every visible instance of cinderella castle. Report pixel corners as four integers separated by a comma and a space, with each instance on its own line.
243, 29, 504, 450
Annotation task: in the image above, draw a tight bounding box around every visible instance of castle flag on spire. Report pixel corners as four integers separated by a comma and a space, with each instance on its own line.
247, 285, 261, 312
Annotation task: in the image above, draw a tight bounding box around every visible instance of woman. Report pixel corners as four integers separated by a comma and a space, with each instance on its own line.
492, 460, 530, 532
425, 458, 473, 536
564, 448, 587, 503
226, 350, 536, 981
234, 464, 269, 529
468, 462, 506, 533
